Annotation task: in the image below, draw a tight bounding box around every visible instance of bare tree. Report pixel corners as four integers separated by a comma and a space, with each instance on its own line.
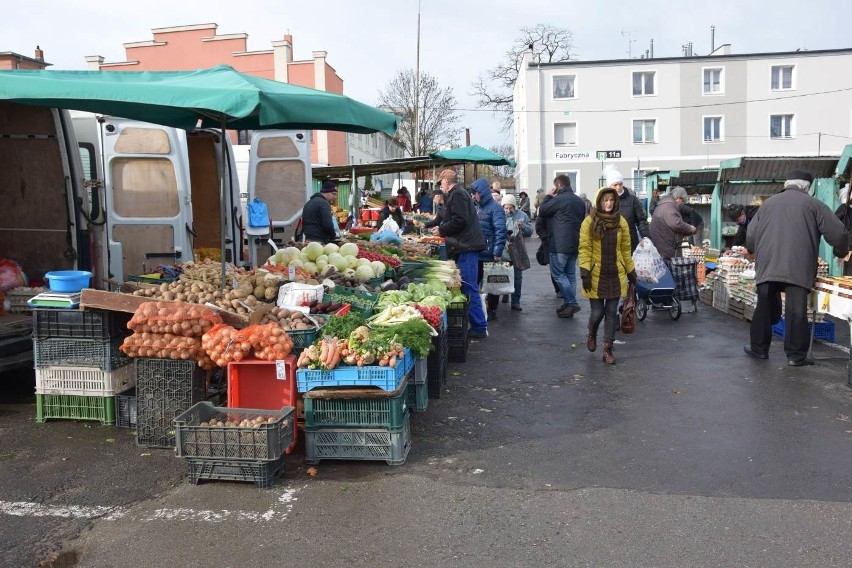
472, 24, 575, 130
378, 69, 461, 156
490, 143, 515, 179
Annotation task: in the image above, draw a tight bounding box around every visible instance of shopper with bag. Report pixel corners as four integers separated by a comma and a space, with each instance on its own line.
649, 186, 696, 261
579, 187, 637, 364
470, 178, 507, 321
498, 194, 533, 311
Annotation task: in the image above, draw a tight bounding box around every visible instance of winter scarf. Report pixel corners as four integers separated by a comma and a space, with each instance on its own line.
589, 187, 622, 239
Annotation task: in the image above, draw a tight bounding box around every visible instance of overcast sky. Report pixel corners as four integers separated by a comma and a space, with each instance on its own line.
4, 0, 851, 150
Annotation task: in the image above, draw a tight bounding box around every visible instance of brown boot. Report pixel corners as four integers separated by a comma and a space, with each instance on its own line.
602, 342, 615, 364
586, 330, 597, 352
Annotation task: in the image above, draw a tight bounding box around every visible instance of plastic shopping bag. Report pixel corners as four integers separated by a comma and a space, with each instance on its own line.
482, 262, 514, 296
632, 237, 667, 284
276, 282, 324, 314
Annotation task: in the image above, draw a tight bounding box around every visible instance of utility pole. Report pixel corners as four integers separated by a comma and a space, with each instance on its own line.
413, 0, 421, 156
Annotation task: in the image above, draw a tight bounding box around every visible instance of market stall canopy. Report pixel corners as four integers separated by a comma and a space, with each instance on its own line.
0, 65, 398, 134
718, 156, 839, 197
669, 168, 719, 190
314, 156, 447, 180
429, 144, 517, 167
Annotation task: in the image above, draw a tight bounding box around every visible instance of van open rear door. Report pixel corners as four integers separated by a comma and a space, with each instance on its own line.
99, 118, 193, 282
246, 130, 312, 265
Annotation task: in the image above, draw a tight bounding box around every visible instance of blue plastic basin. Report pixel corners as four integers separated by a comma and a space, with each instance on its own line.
44, 270, 93, 293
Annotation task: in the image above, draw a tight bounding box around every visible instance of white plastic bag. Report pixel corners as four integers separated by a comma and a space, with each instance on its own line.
482, 262, 515, 295
632, 237, 667, 284
379, 216, 401, 235
276, 282, 324, 314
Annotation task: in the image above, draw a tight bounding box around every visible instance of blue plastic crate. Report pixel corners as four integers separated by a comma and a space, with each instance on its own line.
296, 348, 413, 392
772, 318, 835, 343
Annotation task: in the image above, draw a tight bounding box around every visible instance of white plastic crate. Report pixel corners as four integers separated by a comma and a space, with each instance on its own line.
36, 364, 135, 397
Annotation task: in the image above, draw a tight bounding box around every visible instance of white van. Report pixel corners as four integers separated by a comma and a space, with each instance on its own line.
71, 112, 243, 282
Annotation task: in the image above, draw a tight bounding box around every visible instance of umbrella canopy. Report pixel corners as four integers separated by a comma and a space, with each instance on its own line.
430, 144, 517, 167
0, 65, 398, 134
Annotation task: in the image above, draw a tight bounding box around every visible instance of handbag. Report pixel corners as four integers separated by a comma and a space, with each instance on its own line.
507, 235, 531, 271
621, 282, 636, 334
482, 262, 515, 295
535, 241, 549, 266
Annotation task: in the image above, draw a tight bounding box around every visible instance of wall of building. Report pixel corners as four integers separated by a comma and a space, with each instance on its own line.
0, 47, 49, 70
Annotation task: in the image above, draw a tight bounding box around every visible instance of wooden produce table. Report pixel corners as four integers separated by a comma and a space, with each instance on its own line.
813, 276, 852, 386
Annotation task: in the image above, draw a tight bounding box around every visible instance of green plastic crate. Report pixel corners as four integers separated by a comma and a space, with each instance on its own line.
36, 393, 116, 425
406, 381, 428, 413
304, 377, 409, 430
324, 286, 379, 318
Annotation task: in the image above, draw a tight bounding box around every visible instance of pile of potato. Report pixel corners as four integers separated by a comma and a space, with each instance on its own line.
258, 306, 322, 330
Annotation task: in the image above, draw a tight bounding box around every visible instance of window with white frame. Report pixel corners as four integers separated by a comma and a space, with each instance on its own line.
703, 67, 723, 94
632, 71, 655, 96
553, 122, 577, 146
553, 170, 578, 192
770, 65, 794, 90
770, 114, 794, 138
631, 169, 651, 194
703, 116, 723, 142
632, 119, 656, 144
552, 75, 576, 99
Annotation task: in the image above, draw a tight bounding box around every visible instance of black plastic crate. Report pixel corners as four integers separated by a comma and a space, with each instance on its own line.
135, 359, 207, 448
34, 338, 130, 370
427, 327, 448, 399
115, 388, 137, 428
186, 453, 286, 489
447, 334, 468, 363
33, 309, 130, 340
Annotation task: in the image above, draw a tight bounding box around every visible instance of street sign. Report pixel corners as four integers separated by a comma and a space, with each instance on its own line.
596, 150, 622, 160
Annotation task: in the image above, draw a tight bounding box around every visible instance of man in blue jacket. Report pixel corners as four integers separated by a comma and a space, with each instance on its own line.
539, 174, 587, 318
470, 178, 507, 320
430, 169, 488, 337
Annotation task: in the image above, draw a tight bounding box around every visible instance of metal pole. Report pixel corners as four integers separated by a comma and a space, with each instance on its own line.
413, 0, 421, 157
219, 117, 228, 288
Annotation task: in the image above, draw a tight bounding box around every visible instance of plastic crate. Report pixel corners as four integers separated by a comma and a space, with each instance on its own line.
34, 338, 130, 370
6, 287, 45, 313
115, 388, 137, 428
36, 393, 116, 425
323, 286, 379, 318
304, 414, 411, 465
186, 453, 286, 489
136, 358, 207, 448
32, 309, 130, 340
772, 318, 836, 343
227, 357, 297, 453
699, 287, 714, 306
413, 357, 427, 385
446, 300, 469, 333
406, 381, 428, 413
36, 364, 135, 397
304, 377, 409, 431
174, 402, 295, 461
296, 348, 414, 392
447, 332, 469, 363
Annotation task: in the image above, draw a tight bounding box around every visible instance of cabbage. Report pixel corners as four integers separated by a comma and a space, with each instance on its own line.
283, 246, 301, 262
344, 255, 359, 269
354, 265, 375, 281
316, 254, 328, 265
339, 242, 360, 257
328, 253, 348, 272
288, 258, 304, 268
272, 250, 288, 265
355, 257, 372, 268
304, 241, 324, 261
323, 243, 339, 256
315, 258, 328, 271
370, 260, 386, 277
302, 261, 318, 275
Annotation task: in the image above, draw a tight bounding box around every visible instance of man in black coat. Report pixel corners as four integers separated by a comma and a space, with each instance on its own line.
726, 203, 760, 248
606, 168, 649, 252
301, 180, 339, 244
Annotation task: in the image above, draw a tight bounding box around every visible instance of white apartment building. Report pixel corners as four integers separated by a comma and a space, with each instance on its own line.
513, 46, 852, 199
347, 131, 406, 191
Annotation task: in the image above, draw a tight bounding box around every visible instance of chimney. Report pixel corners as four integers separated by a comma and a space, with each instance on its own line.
711, 25, 716, 53
271, 34, 293, 82
84, 55, 104, 70
650, 38, 654, 58
34, 45, 44, 61
465, 128, 471, 146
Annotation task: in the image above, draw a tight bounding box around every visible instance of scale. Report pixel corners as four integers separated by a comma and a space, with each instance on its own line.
27, 292, 81, 309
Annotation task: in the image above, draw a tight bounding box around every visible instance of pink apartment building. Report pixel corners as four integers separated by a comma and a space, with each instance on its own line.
0, 46, 50, 70
84, 23, 346, 166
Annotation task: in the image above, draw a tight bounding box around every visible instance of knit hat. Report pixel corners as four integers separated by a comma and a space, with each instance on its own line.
726, 204, 744, 222
320, 180, 338, 193
501, 194, 517, 207
604, 166, 624, 187
787, 169, 814, 183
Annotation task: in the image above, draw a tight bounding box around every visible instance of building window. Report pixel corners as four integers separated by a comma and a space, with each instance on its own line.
703, 116, 723, 142
553, 122, 577, 146
552, 75, 576, 99
770, 65, 794, 90
632, 119, 656, 144
770, 114, 794, 139
632, 71, 655, 96
703, 67, 723, 94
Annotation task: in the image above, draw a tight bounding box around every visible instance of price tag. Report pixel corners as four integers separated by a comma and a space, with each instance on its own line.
275, 360, 287, 381
288, 266, 296, 281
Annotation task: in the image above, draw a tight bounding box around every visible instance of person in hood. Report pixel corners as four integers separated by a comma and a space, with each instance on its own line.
744, 169, 848, 366
470, 177, 507, 320
649, 186, 696, 261
430, 169, 488, 337
605, 167, 649, 252
499, 193, 533, 311
725, 203, 760, 249
301, 180, 339, 244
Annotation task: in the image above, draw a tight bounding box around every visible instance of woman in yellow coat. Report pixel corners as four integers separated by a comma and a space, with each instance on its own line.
578, 187, 637, 364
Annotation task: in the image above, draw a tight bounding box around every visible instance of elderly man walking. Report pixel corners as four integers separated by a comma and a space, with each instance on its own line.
744, 170, 848, 366
538, 174, 587, 318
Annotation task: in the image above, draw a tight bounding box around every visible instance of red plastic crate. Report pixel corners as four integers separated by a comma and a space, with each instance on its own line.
227, 356, 298, 454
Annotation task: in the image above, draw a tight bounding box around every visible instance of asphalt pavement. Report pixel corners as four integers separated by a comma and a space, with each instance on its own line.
2, 239, 852, 568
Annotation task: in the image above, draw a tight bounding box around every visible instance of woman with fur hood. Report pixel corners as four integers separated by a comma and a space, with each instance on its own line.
579, 187, 637, 364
